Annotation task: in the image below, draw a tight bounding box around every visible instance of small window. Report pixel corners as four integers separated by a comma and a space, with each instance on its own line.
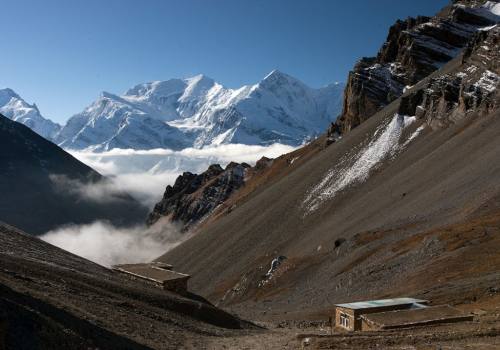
340, 312, 350, 328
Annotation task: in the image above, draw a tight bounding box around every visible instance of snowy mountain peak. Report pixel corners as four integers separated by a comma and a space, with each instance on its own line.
123, 79, 186, 101
184, 74, 213, 85
0, 88, 61, 139
180, 74, 216, 102
0, 87, 19, 96
257, 70, 313, 100
56, 72, 345, 151
261, 69, 300, 85
0, 88, 21, 105
100, 91, 121, 100
263, 69, 287, 80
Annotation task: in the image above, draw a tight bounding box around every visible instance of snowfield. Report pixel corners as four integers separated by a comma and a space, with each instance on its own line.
304, 114, 420, 213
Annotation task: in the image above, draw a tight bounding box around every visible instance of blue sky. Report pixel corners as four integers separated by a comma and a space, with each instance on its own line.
0, 0, 448, 123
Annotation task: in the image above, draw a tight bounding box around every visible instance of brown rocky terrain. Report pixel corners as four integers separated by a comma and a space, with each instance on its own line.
157, 11, 500, 349
2, 1, 499, 349
0, 223, 256, 350
147, 146, 326, 231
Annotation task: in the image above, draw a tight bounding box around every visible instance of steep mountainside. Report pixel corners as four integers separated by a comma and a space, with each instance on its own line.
159, 20, 500, 337
55, 71, 344, 150
147, 1, 499, 233
331, 0, 499, 135
147, 144, 327, 232
0, 115, 147, 235
3, 2, 499, 349
0, 223, 252, 350
0, 88, 61, 139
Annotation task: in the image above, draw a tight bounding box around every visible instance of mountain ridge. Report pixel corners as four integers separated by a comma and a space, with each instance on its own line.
55, 70, 344, 151
2, 71, 344, 151
0, 88, 61, 139
330, 0, 499, 137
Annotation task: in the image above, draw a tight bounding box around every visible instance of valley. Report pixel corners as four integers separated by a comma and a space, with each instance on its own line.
0, 0, 499, 349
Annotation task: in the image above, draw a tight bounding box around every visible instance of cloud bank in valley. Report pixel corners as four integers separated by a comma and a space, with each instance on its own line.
41, 219, 187, 267
69, 143, 296, 208
42, 143, 295, 266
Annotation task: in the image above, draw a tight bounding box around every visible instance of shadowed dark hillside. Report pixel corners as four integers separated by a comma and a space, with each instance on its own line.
0, 115, 148, 234
0, 223, 253, 349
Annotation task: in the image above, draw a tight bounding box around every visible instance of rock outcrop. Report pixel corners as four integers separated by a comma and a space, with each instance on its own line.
332, 0, 499, 135
147, 162, 251, 230
398, 26, 499, 127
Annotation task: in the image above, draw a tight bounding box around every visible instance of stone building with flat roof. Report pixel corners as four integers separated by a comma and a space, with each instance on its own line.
333, 297, 473, 331
360, 305, 474, 331
112, 263, 190, 294
334, 298, 429, 331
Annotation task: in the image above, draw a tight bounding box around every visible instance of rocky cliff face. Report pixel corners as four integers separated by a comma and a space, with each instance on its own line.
332, 0, 499, 136
399, 26, 499, 127
147, 162, 252, 230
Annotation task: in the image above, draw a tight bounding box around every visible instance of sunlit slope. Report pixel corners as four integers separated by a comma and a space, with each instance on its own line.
160, 46, 500, 318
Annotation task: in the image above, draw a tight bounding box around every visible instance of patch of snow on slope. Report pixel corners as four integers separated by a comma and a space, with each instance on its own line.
464, 1, 500, 23
483, 1, 500, 16
402, 124, 426, 148
480, 24, 498, 31
303, 114, 417, 213
474, 70, 499, 92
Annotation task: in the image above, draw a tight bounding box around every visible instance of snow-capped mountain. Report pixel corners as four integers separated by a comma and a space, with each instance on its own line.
56, 71, 344, 150
0, 88, 61, 139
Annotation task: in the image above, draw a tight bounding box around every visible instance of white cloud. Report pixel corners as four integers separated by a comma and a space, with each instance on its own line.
49, 174, 133, 204
43, 143, 296, 266
40, 218, 187, 267
69, 143, 296, 208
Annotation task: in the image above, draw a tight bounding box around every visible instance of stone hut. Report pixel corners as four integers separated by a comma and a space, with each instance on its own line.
334, 298, 428, 331
112, 262, 190, 295
333, 297, 473, 331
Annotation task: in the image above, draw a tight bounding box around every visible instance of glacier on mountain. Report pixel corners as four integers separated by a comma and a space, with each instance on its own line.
55, 70, 344, 150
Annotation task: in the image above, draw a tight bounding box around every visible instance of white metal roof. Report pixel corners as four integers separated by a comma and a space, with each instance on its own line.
335, 298, 428, 310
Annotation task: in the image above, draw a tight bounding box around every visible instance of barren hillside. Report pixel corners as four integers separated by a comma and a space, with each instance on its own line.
0, 223, 255, 349
157, 15, 500, 349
